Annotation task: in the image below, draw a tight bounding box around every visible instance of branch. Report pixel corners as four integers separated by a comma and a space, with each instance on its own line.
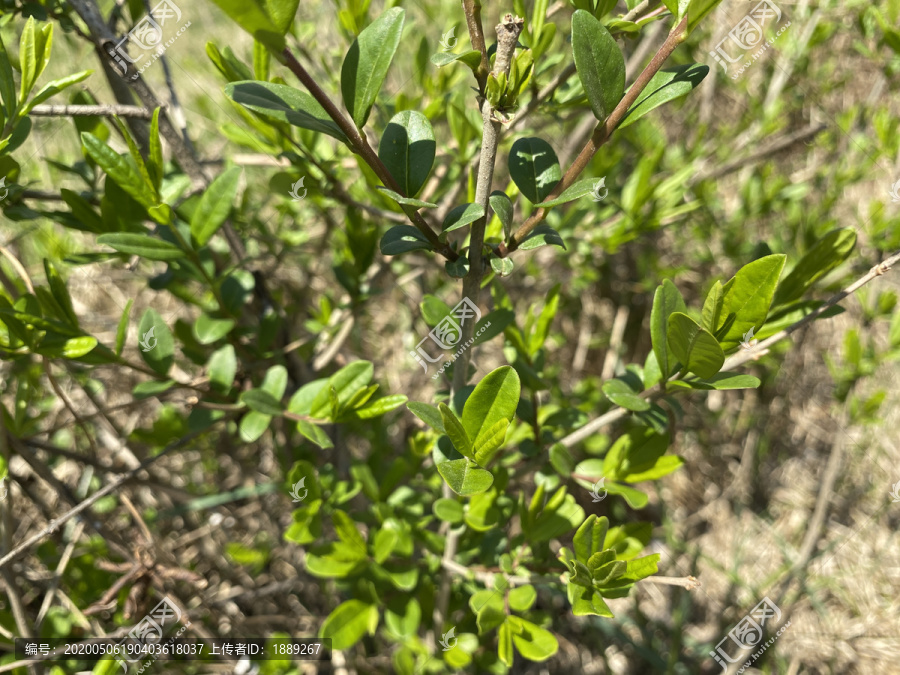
462, 0, 490, 92
450, 13, 524, 395
559, 249, 900, 448
29, 103, 156, 118
279, 48, 456, 261
500, 15, 690, 257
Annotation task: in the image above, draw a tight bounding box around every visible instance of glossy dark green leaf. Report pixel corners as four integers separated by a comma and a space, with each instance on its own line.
378, 111, 435, 197
341, 7, 405, 128
226, 81, 348, 143
518, 224, 566, 250
380, 225, 432, 255
508, 137, 561, 204
571, 10, 625, 121
618, 64, 709, 129
442, 203, 485, 235
489, 190, 514, 240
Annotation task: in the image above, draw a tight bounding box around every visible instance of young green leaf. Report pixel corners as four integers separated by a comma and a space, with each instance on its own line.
148, 108, 163, 191
439, 402, 475, 460
318, 600, 378, 650
115, 299, 133, 357
650, 279, 687, 378
81, 133, 158, 209
489, 190, 514, 240
240, 389, 284, 416
491, 257, 515, 276
571, 10, 625, 122
719, 254, 787, 349
535, 177, 601, 207
508, 137, 562, 204
23, 70, 92, 114
341, 7, 405, 128
666, 312, 725, 379
208, 344, 237, 393
191, 166, 242, 247
378, 111, 435, 197
602, 378, 650, 411
226, 81, 349, 143
436, 458, 494, 496
472, 418, 509, 467
508, 616, 559, 662
206, 0, 290, 53
375, 187, 437, 209
461, 366, 521, 447
701, 279, 724, 333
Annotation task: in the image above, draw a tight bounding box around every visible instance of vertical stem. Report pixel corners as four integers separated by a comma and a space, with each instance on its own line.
450, 14, 524, 395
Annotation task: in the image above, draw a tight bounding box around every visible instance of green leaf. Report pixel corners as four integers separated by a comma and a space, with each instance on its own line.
618, 64, 709, 129
677, 372, 761, 390
462, 366, 521, 448
773, 228, 856, 306
518, 224, 566, 250
226, 81, 349, 143
138, 308, 174, 376
23, 70, 92, 113
262, 0, 299, 34
193, 315, 235, 344
19, 18, 38, 103
446, 255, 470, 278
602, 378, 650, 411
701, 280, 724, 333
380, 225, 432, 255
508, 137, 561, 204
498, 621, 514, 667
508, 616, 558, 662
0, 35, 16, 118
240, 389, 284, 416
208, 344, 237, 393
406, 401, 445, 433
719, 254, 787, 349
666, 312, 724, 379
535, 177, 600, 207
604, 481, 649, 509
430, 50, 482, 69
240, 411, 272, 443
206, 0, 290, 53
309, 360, 373, 418
573, 515, 608, 564
148, 109, 163, 191
439, 402, 474, 460
341, 7, 405, 128
620, 454, 683, 482
376, 187, 437, 209
132, 379, 175, 399
61, 336, 97, 358
354, 395, 407, 419
650, 279, 687, 378
687, 0, 725, 33
473, 418, 509, 467
491, 257, 515, 276
319, 600, 378, 650
81, 133, 157, 209
571, 10, 625, 121
436, 458, 493, 496
568, 582, 614, 617
378, 111, 435, 198
489, 190, 514, 240
442, 203, 485, 235
96, 233, 185, 261
191, 167, 242, 247
433, 498, 464, 523
508, 585, 537, 613
43, 259, 78, 327
115, 299, 132, 357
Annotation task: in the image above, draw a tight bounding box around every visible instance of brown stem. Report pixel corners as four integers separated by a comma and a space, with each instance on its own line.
279, 48, 457, 260
500, 16, 689, 257
463, 0, 490, 91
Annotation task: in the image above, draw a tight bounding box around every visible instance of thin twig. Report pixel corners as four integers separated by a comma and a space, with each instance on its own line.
500, 16, 690, 257
29, 103, 156, 117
